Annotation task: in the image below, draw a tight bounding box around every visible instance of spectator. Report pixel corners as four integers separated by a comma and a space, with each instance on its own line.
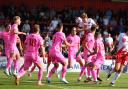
21, 20, 30, 35
103, 16, 109, 27
0, 12, 5, 20
105, 33, 114, 53
49, 16, 59, 33
110, 17, 117, 27
44, 33, 52, 53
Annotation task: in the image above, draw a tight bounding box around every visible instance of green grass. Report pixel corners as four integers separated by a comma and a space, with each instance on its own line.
0, 70, 128, 89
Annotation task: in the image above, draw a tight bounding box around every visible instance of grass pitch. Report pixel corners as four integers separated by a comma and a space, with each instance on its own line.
0, 70, 127, 89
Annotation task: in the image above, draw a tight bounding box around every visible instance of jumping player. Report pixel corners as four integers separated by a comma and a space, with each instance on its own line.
77, 25, 97, 82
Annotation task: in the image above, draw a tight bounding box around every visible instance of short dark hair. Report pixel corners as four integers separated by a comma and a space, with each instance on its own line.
33, 24, 40, 33
5, 23, 11, 28
56, 22, 63, 30
91, 25, 97, 32
95, 32, 101, 38
81, 12, 87, 19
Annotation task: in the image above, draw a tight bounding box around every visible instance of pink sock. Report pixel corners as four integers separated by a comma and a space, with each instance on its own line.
38, 68, 43, 81
48, 66, 58, 78
91, 69, 97, 81
14, 60, 19, 73
30, 64, 36, 73
78, 66, 86, 79
87, 67, 91, 78
18, 67, 27, 77
62, 65, 67, 78
6, 58, 13, 70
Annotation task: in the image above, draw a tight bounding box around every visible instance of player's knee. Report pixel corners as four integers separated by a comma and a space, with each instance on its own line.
24, 67, 29, 71
61, 60, 68, 66
114, 68, 119, 72
117, 70, 122, 73
54, 63, 59, 68
65, 61, 68, 66
80, 62, 84, 67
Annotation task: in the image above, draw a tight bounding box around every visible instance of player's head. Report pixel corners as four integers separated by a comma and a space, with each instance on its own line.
13, 16, 21, 25
81, 12, 88, 19
108, 33, 111, 37
71, 27, 77, 36
81, 12, 88, 23
91, 25, 97, 32
95, 32, 101, 39
5, 23, 11, 32
56, 22, 63, 32
75, 17, 82, 24
33, 24, 40, 33
25, 20, 29, 24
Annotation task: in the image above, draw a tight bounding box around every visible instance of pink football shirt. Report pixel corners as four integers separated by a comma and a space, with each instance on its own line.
95, 38, 105, 63
24, 33, 44, 54
85, 32, 95, 51
67, 34, 80, 52
2, 32, 10, 49
51, 32, 66, 51
9, 24, 19, 50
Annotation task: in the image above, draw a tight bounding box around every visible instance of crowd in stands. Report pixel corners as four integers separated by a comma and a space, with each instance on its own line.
0, 5, 128, 56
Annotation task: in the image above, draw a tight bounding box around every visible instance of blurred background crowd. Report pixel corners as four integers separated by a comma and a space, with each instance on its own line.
0, 0, 128, 56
